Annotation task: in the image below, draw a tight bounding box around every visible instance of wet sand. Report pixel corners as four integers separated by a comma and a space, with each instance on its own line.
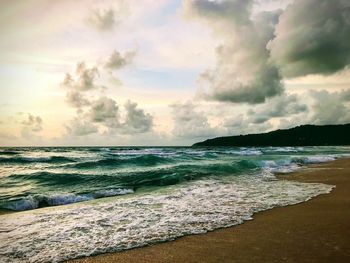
69, 158, 350, 263
0, 210, 12, 216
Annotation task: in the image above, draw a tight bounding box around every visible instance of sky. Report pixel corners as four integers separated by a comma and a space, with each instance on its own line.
0, 0, 349, 146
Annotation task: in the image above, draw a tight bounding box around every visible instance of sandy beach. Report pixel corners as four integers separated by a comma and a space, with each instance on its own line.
69, 158, 350, 263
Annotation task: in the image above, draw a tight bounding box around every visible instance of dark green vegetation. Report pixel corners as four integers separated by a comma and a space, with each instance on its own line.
193, 124, 350, 147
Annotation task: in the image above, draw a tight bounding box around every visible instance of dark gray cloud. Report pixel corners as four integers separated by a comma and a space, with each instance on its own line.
62, 49, 136, 111
341, 89, 350, 101
222, 114, 274, 136
183, 0, 253, 28
119, 101, 153, 134
185, 0, 350, 109
310, 89, 350, 125
278, 115, 309, 130
62, 62, 100, 91
87, 98, 153, 135
62, 62, 101, 112
247, 94, 308, 124
21, 114, 43, 131
65, 97, 153, 136
65, 91, 90, 108
268, 0, 350, 77
186, 0, 284, 104
105, 50, 136, 70
170, 102, 216, 139
89, 97, 119, 122
168, 97, 306, 139
62, 51, 152, 137
222, 114, 244, 129
21, 114, 43, 138
88, 8, 116, 31
66, 117, 98, 137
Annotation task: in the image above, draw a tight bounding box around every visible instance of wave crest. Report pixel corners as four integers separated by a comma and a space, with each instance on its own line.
2, 188, 134, 211
70, 154, 170, 169
0, 156, 75, 164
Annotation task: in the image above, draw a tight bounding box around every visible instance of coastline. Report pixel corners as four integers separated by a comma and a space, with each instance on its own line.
68, 158, 350, 263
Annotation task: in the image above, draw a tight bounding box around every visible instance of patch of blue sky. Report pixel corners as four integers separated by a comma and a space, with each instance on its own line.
121, 67, 199, 91
142, 0, 182, 27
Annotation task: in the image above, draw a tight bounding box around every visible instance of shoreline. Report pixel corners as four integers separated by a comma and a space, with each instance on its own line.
68, 158, 350, 263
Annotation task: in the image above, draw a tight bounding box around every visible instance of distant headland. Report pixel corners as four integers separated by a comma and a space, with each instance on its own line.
193, 124, 350, 147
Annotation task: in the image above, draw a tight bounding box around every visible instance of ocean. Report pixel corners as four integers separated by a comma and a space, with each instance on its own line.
0, 146, 349, 262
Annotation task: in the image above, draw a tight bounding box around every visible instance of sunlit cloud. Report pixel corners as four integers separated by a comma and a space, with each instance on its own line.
0, 0, 350, 146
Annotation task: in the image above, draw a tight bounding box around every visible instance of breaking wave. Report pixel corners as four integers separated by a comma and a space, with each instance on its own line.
3, 188, 134, 211
0, 156, 75, 164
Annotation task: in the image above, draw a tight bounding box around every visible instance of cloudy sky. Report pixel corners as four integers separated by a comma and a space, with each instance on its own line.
0, 0, 349, 146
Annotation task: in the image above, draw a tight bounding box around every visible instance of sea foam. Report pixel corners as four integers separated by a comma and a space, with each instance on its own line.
0, 146, 348, 262
0, 177, 333, 263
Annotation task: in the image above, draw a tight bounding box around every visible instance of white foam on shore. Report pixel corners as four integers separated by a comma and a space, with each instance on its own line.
261, 160, 300, 175
0, 177, 333, 263
292, 156, 337, 164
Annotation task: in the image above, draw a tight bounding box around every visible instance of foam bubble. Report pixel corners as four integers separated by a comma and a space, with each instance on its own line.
93, 188, 134, 198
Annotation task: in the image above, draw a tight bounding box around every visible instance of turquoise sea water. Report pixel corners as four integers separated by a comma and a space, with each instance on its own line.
0, 146, 349, 262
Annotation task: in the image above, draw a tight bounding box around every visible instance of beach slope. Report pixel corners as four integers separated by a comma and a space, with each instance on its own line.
69, 159, 350, 263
